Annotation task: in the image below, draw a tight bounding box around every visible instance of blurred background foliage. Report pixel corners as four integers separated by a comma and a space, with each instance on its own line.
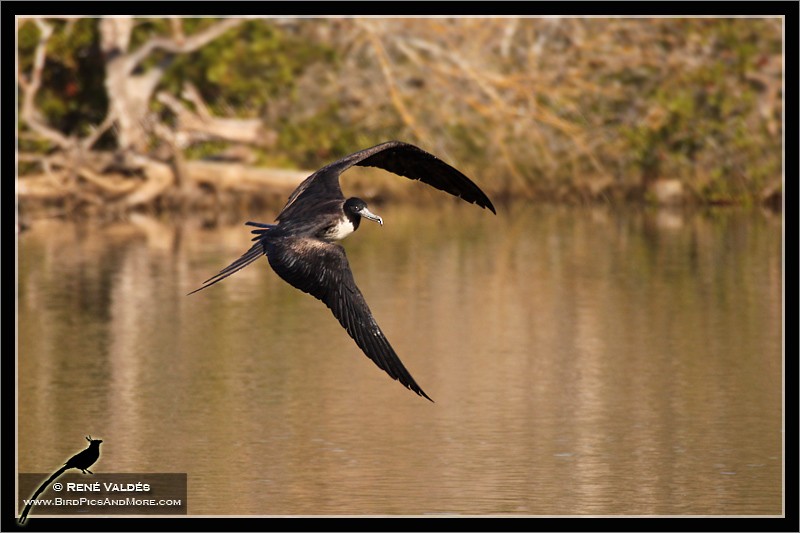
17, 17, 783, 207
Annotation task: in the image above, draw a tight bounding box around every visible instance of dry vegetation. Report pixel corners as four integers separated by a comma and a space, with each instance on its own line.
17, 17, 783, 220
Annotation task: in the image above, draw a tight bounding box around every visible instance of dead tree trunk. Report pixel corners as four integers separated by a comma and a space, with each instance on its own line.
18, 17, 302, 215
98, 17, 245, 153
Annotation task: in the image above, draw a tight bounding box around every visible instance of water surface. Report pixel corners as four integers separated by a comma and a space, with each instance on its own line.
17, 203, 784, 516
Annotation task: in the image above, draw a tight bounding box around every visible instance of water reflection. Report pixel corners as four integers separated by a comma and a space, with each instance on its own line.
17, 204, 783, 515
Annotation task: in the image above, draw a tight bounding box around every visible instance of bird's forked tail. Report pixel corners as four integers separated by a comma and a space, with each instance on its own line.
187, 221, 276, 295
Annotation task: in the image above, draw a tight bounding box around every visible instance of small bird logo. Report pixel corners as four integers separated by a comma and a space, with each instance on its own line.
19, 435, 103, 524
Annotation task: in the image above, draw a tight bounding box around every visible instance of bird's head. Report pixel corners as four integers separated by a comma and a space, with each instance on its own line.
86, 435, 103, 446
344, 197, 383, 226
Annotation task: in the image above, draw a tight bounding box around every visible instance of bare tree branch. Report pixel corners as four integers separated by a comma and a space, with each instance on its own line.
180, 83, 212, 119
356, 20, 429, 141
19, 18, 72, 149
126, 18, 244, 74
81, 109, 118, 150
76, 167, 139, 196
156, 90, 274, 146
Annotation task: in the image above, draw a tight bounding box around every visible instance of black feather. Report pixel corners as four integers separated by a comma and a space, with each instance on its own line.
188, 141, 496, 400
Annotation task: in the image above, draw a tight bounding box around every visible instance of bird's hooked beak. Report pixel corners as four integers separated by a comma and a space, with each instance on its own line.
360, 206, 383, 226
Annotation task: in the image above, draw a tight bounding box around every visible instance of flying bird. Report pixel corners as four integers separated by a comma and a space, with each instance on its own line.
190, 141, 495, 401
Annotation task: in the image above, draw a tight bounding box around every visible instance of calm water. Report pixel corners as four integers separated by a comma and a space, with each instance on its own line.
17, 203, 783, 516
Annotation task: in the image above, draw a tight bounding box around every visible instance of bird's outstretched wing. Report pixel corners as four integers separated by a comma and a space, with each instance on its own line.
279, 140, 496, 220
265, 236, 433, 401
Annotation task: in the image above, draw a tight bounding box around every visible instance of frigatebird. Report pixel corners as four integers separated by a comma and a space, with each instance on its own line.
190, 141, 495, 401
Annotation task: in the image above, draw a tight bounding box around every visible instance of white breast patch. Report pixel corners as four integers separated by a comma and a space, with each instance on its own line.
326, 216, 356, 240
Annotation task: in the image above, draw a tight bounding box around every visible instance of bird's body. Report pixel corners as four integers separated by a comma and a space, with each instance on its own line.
63, 439, 102, 474
190, 141, 495, 400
